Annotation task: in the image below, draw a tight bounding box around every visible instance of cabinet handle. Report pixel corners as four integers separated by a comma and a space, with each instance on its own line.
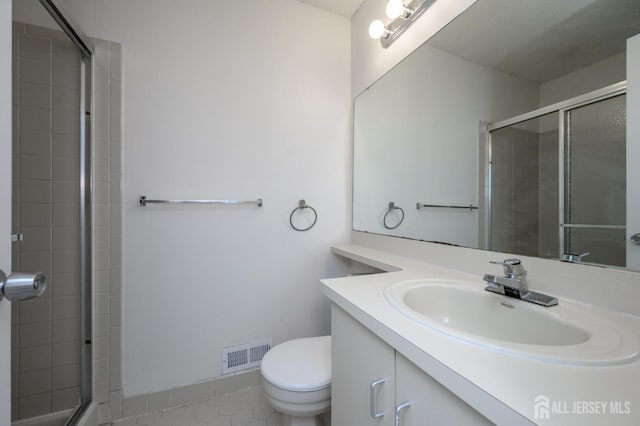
395, 401, 411, 426
370, 378, 385, 418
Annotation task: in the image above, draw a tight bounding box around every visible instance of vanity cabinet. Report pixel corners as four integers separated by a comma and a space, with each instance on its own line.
332, 304, 491, 425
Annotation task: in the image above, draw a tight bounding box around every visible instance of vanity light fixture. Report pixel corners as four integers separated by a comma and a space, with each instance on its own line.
386, 0, 413, 19
368, 20, 392, 39
369, 0, 437, 48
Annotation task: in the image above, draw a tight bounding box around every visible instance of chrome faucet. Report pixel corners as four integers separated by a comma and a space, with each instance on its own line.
483, 258, 558, 307
560, 252, 590, 263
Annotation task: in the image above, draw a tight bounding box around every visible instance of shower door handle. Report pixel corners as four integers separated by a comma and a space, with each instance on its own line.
631, 234, 640, 245
0, 269, 47, 302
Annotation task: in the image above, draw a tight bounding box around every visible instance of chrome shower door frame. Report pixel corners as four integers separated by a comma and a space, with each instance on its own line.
38, 0, 94, 422
485, 82, 626, 257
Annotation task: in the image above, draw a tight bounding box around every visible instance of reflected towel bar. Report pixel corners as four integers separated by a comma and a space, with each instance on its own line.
139, 196, 263, 207
417, 203, 478, 210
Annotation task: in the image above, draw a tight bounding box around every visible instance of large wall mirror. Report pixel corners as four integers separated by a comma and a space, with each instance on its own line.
353, 0, 640, 270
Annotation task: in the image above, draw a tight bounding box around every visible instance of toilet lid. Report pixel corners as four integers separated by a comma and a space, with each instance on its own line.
261, 336, 331, 392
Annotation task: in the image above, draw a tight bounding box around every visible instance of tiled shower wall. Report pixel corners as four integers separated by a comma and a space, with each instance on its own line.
10, 22, 123, 424
489, 127, 541, 256
11, 22, 83, 420
537, 130, 559, 258
488, 126, 560, 259
91, 37, 124, 425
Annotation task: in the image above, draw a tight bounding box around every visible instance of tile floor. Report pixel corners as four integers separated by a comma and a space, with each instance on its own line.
111, 387, 282, 426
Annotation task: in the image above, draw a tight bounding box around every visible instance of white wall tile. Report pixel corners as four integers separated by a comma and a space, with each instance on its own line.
19, 106, 50, 132
94, 336, 110, 361
19, 35, 50, 59
52, 132, 80, 157
95, 359, 109, 383
147, 389, 171, 412
94, 159, 109, 183
19, 130, 50, 156
122, 393, 148, 417
94, 315, 109, 338
51, 295, 80, 320
20, 82, 50, 109
52, 319, 80, 343
109, 143, 121, 173
95, 293, 109, 316
19, 250, 51, 274
52, 249, 80, 274
19, 179, 51, 203
20, 56, 50, 85
52, 227, 80, 250
19, 322, 51, 348
19, 155, 50, 180
94, 270, 110, 294
19, 203, 51, 227
52, 341, 80, 367
52, 180, 80, 204
93, 137, 109, 160
52, 204, 79, 227
50, 273, 80, 297
20, 226, 51, 252
52, 386, 81, 411
19, 369, 51, 397
18, 392, 51, 418
98, 401, 110, 424
18, 346, 51, 373
95, 380, 110, 403
52, 85, 80, 112
52, 62, 80, 89
94, 181, 109, 204
18, 299, 50, 324
52, 364, 81, 390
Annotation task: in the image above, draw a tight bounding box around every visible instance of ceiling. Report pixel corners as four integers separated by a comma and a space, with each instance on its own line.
298, 0, 364, 18
428, 0, 640, 84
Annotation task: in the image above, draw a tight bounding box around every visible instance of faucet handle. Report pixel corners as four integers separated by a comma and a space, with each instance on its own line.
561, 252, 590, 263
490, 258, 525, 277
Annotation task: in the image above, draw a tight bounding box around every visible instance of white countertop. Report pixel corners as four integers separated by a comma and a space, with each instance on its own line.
320, 244, 640, 425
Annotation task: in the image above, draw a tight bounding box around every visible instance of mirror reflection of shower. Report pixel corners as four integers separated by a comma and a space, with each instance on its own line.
485, 86, 627, 267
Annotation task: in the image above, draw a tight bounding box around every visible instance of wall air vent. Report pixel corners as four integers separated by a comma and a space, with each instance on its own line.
222, 338, 272, 375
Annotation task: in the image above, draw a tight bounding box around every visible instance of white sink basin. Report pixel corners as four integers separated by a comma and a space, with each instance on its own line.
384, 279, 640, 366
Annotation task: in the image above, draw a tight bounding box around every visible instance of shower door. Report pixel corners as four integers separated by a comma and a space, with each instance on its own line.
9, 1, 93, 423
486, 83, 628, 267
562, 94, 627, 267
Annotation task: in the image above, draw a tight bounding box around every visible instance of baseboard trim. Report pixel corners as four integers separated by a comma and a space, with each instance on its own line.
119, 368, 261, 419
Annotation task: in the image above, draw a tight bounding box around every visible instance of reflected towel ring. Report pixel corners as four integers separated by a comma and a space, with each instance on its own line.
290, 200, 318, 232
383, 202, 405, 229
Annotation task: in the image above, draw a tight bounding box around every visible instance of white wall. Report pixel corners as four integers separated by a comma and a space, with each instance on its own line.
43, 0, 351, 397
353, 44, 538, 246
351, 0, 476, 97
539, 52, 626, 107
1, 1, 12, 423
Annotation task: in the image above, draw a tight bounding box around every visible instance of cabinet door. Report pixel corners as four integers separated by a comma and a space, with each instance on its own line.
331, 304, 395, 425
395, 354, 492, 426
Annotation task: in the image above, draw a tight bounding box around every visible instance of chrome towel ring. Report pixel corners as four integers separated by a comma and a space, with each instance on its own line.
290, 200, 317, 231
383, 202, 405, 229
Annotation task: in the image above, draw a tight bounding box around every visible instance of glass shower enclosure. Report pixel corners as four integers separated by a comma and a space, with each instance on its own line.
11, 0, 92, 423
485, 83, 627, 267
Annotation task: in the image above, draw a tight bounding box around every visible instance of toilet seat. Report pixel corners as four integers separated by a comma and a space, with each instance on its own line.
261, 336, 331, 392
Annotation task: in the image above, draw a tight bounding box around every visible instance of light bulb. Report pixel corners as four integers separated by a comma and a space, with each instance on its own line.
385, 0, 406, 19
368, 20, 386, 39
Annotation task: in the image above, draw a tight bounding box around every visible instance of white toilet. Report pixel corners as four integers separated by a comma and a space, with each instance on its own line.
260, 336, 331, 426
